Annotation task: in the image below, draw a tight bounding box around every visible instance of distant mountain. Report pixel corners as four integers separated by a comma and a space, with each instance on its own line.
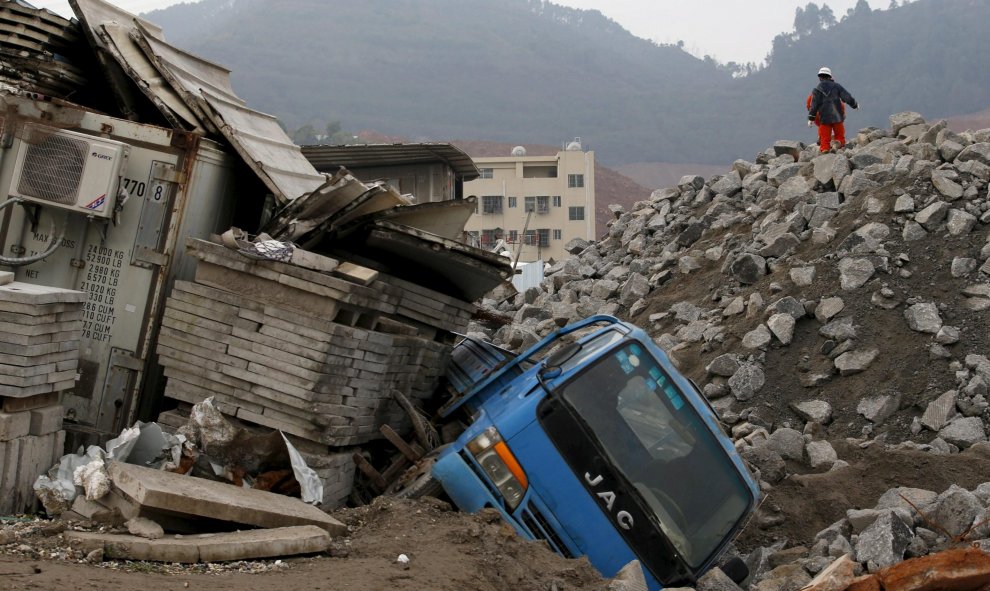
144, 0, 990, 166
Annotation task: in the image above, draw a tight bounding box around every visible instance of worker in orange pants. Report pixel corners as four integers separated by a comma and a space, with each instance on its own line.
807, 66, 859, 152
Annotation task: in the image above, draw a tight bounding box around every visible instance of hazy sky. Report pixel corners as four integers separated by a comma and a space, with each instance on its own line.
35, 0, 889, 64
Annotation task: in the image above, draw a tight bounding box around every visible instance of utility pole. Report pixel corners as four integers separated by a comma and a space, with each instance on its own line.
513, 209, 533, 272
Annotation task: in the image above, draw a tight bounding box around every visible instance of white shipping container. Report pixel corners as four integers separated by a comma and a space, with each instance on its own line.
0, 93, 248, 436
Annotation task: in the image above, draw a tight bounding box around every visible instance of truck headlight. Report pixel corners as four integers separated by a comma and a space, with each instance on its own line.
467, 427, 529, 510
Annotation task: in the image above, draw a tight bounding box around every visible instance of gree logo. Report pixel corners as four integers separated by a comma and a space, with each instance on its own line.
91, 152, 113, 161
585, 472, 634, 530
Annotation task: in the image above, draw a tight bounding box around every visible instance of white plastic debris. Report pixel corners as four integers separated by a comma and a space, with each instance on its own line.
397, 554, 410, 564
283, 433, 323, 505
74, 459, 111, 501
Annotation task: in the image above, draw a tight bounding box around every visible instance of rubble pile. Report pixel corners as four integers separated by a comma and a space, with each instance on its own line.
155, 238, 476, 508
476, 112, 990, 581
483, 111, 990, 454
0, 280, 80, 514
734, 480, 990, 590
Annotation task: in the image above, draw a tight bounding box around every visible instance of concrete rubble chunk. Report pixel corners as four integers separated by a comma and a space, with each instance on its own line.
855, 511, 912, 571
766, 296, 806, 320
729, 253, 767, 285
126, 517, 165, 540
696, 565, 744, 591
706, 354, 741, 377
806, 440, 837, 469
835, 348, 879, 376
946, 209, 977, 236
791, 400, 832, 424
65, 525, 331, 563
921, 390, 958, 431
767, 313, 796, 345
890, 112, 926, 134
928, 485, 984, 538
768, 428, 805, 462
815, 297, 845, 323
740, 445, 786, 484
914, 201, 950, 230
742, 324, 773, 349
938, 417, 987, 449
790, 266, 816, 287
904, 302, 943, 334
728, 363, 765, 401
837, 258, 875, 290
857, 391, 901, 424
107, 462, 346, 535
819, 316, 857, 341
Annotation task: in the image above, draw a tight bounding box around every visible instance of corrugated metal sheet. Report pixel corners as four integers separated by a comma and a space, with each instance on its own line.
303, 143, 481, 181
71, 0, 325, 204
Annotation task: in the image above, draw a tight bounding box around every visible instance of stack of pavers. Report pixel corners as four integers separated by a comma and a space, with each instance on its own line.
0, 277, 81, 514
156, 238, 475, 508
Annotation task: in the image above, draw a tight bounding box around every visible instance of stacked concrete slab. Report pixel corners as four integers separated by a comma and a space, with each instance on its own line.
156, 239, 475, 505
0, 280, 81, 514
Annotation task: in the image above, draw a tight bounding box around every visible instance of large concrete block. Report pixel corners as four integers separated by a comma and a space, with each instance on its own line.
29, 405, 63, 436
0, 282, 85, 305
107, 462, 346, 535
0, 392, 59, 412
0, 411, 30, 441
65, 525, 330, 563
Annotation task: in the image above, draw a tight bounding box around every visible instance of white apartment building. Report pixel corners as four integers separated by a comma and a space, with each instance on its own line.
463, 141, 595, 264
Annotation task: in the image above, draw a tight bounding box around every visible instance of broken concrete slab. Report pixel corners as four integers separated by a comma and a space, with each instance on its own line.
65, 525, 331, 563
107, 462, 346, 535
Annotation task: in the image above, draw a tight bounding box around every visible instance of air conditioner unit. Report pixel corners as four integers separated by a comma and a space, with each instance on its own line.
8, 124, 130, 218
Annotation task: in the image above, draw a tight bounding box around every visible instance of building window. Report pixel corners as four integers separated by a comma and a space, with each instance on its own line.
568, 174, 584, 188
508, 196, 517, 208
481, 229, 501, 247
553, 229, 562, 240
466, 231, 480, 247
508, 230, 518, 243
552, 195, 561, 207
568, 206, 585, 221
537, 229, 550, 247
524, 230, 536, 245
482, 195, 503, 214
479, 168, 494, 179
525, 196, 549, 213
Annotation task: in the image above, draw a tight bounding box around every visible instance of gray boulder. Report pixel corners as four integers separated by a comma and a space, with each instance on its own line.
939, 417, 987, 449
904, 302, 943, 334
838, 258, 875, 290
729, 363, 766, 401
854, 511, 912, 571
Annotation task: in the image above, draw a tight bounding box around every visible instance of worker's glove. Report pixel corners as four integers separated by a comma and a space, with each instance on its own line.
807, 120, 814, 128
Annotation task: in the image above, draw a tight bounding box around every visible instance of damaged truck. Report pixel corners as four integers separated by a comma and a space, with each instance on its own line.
393, 315, 758, 589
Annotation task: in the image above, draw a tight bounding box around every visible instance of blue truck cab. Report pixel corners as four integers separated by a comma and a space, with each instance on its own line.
431, 315, 759, 588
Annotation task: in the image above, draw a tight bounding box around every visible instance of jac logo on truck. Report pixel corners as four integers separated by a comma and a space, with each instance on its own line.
585, 473, 634, 530
91, 151, 113, 161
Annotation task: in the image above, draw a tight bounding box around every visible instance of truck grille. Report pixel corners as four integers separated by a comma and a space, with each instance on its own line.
520, 505, 573, 559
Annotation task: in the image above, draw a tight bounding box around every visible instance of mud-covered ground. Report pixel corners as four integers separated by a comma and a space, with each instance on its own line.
0, 497, 606, 591
4, 441, 988, 590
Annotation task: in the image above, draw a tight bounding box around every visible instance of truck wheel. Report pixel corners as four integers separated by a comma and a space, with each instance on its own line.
387, 445, 450, 500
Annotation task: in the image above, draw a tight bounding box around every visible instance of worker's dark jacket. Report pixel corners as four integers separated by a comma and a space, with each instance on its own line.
808, 80, 858, 125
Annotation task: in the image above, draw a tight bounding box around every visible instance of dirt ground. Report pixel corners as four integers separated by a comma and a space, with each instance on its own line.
0, 497, 606, 591
4, 441, 989, 590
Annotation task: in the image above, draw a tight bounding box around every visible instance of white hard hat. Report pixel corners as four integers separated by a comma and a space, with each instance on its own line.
818, 66, 832, 77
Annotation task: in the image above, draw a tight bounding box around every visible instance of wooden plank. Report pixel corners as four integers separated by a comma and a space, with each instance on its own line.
380, 424, 421, 462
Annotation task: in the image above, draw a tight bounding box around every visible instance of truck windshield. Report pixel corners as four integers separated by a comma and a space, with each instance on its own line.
559, 341, 752, 571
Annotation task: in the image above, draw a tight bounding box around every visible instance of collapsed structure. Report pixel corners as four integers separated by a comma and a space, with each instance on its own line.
0, 0, 510, 516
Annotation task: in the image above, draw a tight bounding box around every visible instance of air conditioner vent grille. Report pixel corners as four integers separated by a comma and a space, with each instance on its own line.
17, 134, 87, 205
